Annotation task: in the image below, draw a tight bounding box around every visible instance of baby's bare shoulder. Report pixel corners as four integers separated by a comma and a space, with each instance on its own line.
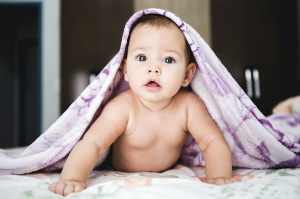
105, 89, 136, 110
176, 90, 205, 108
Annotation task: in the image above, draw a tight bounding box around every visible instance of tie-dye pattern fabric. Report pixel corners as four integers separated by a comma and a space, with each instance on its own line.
1, 8, 300, 175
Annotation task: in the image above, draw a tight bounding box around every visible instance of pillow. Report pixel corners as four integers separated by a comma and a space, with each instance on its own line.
273, 96, 300, 114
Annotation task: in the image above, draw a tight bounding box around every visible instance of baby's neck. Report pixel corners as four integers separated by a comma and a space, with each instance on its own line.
137, 97, 173, 111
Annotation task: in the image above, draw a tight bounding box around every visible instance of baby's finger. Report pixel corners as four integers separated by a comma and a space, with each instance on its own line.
232, 178, 242, 183
224, 179, 234, 184
55, 182, 67, 195
74, 184, 85, 193
63, 184, 75, 196
49, 182, 57, 192
214, 178, 226, 185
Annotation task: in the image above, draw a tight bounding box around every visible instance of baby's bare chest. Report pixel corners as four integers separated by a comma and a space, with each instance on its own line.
120, 111, 188, 149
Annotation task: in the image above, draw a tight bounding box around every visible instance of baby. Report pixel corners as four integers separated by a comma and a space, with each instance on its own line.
50, 14, 240, 196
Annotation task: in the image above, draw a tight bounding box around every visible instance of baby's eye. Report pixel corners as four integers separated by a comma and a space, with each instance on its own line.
137, 55, 147, 62
164, 57, 174, 64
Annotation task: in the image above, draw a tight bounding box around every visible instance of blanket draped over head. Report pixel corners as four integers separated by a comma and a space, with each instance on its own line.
1, 8, 300, 175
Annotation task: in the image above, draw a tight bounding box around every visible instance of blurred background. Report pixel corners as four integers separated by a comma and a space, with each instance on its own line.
0, 0, 299, 148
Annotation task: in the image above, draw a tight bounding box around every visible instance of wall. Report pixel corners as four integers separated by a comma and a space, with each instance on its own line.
60, 0, 133, 113
297, 0, 300, 95
211, 0, 299, 115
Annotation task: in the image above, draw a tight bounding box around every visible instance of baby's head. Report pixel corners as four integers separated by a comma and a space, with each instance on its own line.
124, 14, 194, 64
122, 14, 196, 103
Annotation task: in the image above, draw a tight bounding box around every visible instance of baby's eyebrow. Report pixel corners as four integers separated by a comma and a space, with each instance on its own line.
162, 49, 181, 57
131, 47, 149, 53
131, 47, 181, 57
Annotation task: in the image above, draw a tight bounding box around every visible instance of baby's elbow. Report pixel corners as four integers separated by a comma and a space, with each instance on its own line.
199, 135, 226, 153
199, 136, 214, 152
82, 135, 105, 157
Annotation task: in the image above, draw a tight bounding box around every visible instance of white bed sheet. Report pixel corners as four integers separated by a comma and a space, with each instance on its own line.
1, 164, 300, 199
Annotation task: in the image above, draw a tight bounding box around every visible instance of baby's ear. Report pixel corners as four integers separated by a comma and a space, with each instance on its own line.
182, 62, 196, 87
122, 59, 128, 81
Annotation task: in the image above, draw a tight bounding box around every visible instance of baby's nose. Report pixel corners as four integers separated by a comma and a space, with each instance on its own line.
147, 66, 161, 75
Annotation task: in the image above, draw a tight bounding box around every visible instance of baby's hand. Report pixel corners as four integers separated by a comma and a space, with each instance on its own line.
206, 177, 241, 185
49, 180, 86, 196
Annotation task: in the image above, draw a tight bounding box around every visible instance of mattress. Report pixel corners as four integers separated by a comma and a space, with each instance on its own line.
0, 156, 299, 199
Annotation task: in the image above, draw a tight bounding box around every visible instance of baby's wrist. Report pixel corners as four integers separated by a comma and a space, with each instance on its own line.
58, 178, 86, 184
207, 174, 232, 180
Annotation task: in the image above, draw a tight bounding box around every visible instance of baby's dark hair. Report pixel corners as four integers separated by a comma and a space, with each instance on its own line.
124, 14, 195, 63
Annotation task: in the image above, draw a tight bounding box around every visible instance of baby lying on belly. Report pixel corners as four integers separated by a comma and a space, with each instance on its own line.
50, 14, 241, 196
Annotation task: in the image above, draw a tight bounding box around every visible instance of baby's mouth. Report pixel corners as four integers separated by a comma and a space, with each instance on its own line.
145, 80, 161, 91
146, 81, 160, 87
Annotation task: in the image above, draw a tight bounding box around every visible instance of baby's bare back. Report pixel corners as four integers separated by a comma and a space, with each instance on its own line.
111, 89, 189, 172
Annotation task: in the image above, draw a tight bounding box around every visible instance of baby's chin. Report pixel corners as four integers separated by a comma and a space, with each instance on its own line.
139, 94, 176, 105
130, 86, 178, 100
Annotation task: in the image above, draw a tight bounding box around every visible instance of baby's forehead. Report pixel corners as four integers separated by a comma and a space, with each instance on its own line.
133, 23, 187, 44
132, 23, 190, 58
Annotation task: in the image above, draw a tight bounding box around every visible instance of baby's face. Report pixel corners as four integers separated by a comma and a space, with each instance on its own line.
123, 23, 191, 103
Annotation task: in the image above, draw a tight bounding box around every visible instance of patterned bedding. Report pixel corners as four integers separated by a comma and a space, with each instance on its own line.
1, 164, 300, 199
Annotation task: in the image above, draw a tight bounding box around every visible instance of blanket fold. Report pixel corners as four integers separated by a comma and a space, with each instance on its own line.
1, 8, 300, 175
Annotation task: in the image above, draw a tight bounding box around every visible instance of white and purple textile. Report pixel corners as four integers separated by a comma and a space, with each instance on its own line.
1, 8, 300, 175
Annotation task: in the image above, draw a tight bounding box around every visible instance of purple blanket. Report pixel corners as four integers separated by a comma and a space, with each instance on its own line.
1, 8, 300, 175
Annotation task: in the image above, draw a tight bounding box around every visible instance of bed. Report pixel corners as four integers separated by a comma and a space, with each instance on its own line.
1, 148, 300, 199
2, 96, 300, 199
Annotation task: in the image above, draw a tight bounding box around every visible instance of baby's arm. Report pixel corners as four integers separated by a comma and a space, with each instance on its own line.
186, 94, 240, 185
49, 96, 128, 196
